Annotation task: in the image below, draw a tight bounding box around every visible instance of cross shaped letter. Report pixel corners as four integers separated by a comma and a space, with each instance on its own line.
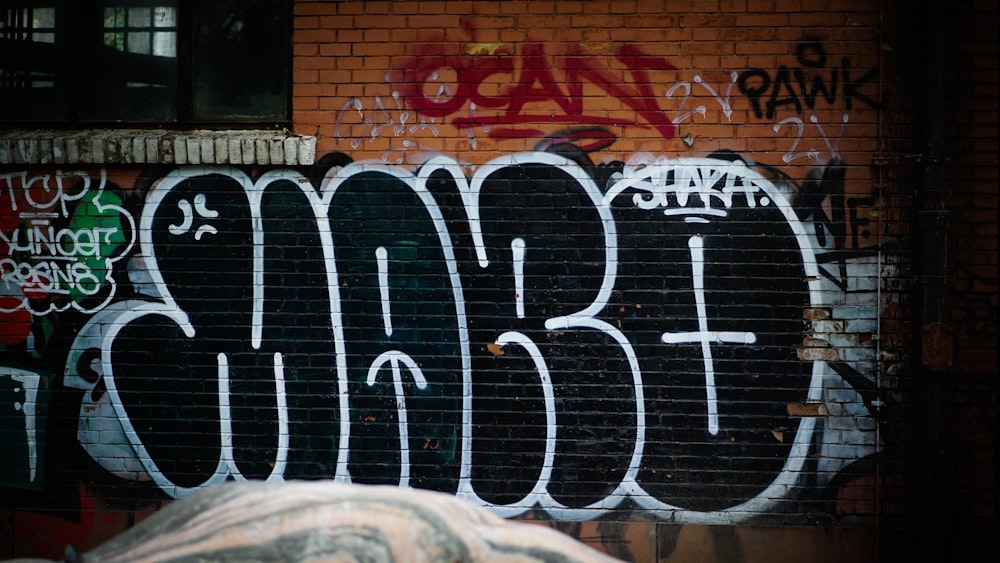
661, 235, 756, 436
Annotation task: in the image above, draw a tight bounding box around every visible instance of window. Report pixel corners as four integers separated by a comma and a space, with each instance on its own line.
0, 0, 290, 127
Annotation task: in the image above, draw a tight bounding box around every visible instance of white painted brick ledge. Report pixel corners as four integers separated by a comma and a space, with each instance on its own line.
0, 130, 317, 166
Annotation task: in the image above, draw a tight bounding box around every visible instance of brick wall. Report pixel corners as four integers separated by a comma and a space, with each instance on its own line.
1, 1, 995, 561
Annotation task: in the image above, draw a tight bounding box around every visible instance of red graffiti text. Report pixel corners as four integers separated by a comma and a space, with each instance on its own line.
388, 42, 678, 140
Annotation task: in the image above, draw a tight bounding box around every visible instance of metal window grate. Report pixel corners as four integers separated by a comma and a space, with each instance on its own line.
0, 5, 58, 88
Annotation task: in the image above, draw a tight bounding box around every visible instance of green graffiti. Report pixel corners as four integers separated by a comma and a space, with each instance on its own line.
65, 190, 128, 301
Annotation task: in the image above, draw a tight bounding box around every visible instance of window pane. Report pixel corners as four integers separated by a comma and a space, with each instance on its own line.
0, 1, 70, 121
127, 6, 149, 28
152, 30, 173, 56
85, 0, 177, 121
127, 31, 150, 54
153, 5, 173, 27
192, 0, 289, 122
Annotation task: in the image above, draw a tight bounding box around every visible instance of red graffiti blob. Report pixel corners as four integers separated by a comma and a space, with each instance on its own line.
0, 185, 19, 256
0, 296, 31, 346
20, 274, 52, 301
22, 488, 97, 558
0, 184, 35, 345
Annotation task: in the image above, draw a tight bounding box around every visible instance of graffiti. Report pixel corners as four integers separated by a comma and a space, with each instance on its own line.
336, 39, 878, 172
0, 291, 31, 346
783, 158, 877, 290
50, 153, 879, 524
337, 35, 684, 155
334, 93, 451, 154
737, 42, 882, 120
772, 113, 850, 163
704, 150, 877, 291
64, 301, 152, 481
384, 42, 677, 140
794, 157, 877, 288
20, 488, 99, 559
665, 72, 738, 125
0, 366, 49, 490
0, 170, 136, 322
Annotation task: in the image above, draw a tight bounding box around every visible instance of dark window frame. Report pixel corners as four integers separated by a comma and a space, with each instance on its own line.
0, 0, 292, 130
